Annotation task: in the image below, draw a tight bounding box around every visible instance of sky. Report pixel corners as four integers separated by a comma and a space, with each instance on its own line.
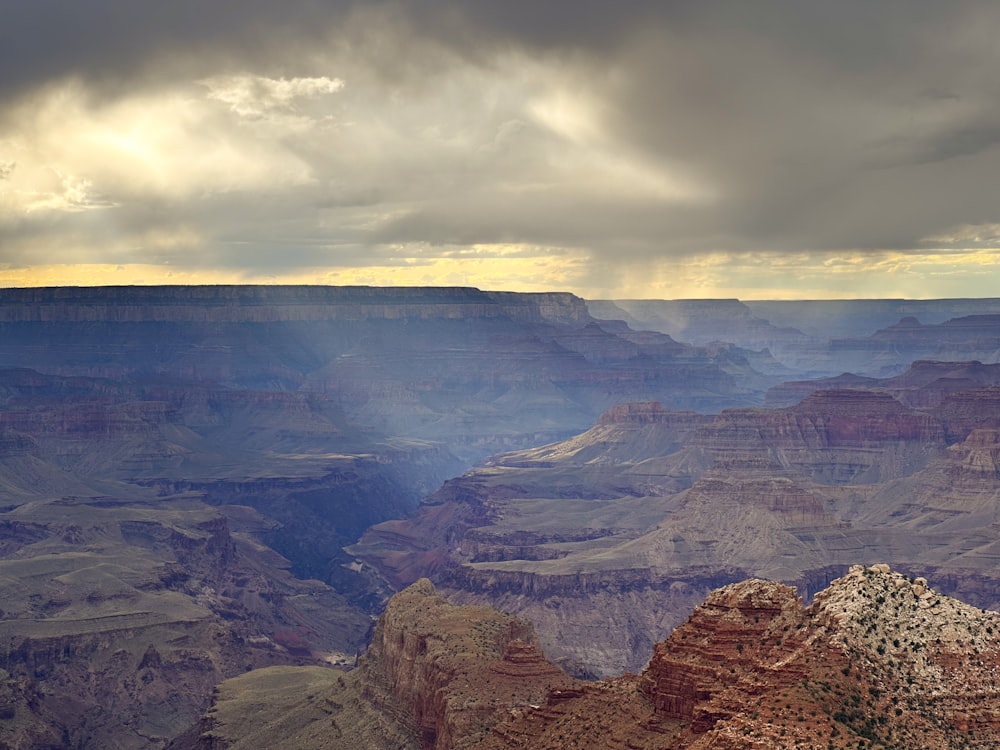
2, 1, 1000, 299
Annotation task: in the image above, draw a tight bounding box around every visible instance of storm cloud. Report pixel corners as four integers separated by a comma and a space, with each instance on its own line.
2, 0, 1000, 297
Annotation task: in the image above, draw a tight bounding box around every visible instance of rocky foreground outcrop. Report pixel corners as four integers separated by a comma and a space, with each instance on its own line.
171, 579, 575, 750
484, 564, 1000, 749
183, 566, 1000, 749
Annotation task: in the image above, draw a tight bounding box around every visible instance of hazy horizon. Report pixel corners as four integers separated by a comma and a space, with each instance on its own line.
2, 280, 999, 304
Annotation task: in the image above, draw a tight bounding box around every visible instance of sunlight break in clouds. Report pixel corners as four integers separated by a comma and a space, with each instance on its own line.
199, 75, 346, 118
588, 249, 1000, 301
1, 81, 314, 211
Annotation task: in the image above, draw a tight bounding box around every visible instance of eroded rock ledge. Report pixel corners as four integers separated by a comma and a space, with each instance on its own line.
182, 567, 1000, 749
177, 579, 575, 750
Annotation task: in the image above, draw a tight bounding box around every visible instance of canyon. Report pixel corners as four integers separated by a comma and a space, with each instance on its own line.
353, 361, 1000, 677
0, 285, 773, 747
1, 285, 999, 747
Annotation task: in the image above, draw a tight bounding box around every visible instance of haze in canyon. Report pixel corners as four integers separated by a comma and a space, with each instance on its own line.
0, 285, 998, 748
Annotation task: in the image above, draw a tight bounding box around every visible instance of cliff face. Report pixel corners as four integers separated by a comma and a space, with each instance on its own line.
480, 566, 1000, 749
177, 580, 576, 750
933, 386, 1000, 442
0, 285, 504, 322
360, 580, 571, 749
189, 567, 1000, 750
696, 390, 945, 484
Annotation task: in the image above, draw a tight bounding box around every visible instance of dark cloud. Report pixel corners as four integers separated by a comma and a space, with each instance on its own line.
3, 0, 1000, 294
0, 0, 352, 101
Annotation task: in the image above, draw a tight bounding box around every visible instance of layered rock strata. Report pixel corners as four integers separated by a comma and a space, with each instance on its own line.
186, 567, 1000, 749
487, 565, 1000, 749
0, 497, 372, 748
354, 381, 1000, 677
174, 579, 575, 750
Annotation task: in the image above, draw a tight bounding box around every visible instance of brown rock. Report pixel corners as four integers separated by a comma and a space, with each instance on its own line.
182, 579, 577, 750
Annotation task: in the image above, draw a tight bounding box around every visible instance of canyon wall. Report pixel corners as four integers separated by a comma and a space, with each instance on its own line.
175, 579, 575, 750
353, 368, 1000, 677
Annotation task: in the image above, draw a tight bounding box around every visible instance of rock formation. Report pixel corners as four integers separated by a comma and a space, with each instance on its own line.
481, 565, 1000, 749
766, 359, 1000, 408
171, 579, 576, 750
183, 567, 1000, 749
5, 286, 1000, 747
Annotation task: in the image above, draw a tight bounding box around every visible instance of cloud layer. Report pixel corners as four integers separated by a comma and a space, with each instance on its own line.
2, 1, 1000, 298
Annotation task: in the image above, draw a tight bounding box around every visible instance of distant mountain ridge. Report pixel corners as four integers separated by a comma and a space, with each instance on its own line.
593, 297, 1000, 340
0, 285, 589, 324
591, 297, 1000, 377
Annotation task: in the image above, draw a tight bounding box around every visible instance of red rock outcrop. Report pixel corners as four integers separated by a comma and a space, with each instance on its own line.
483, 566, 1000, 749
179, 579, 577, 750
361, 579, 572, 749
639, 580, 807, 726
190, 567, 1000, 749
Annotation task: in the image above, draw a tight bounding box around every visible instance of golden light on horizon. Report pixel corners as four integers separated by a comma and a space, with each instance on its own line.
4, 245, 999, 301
